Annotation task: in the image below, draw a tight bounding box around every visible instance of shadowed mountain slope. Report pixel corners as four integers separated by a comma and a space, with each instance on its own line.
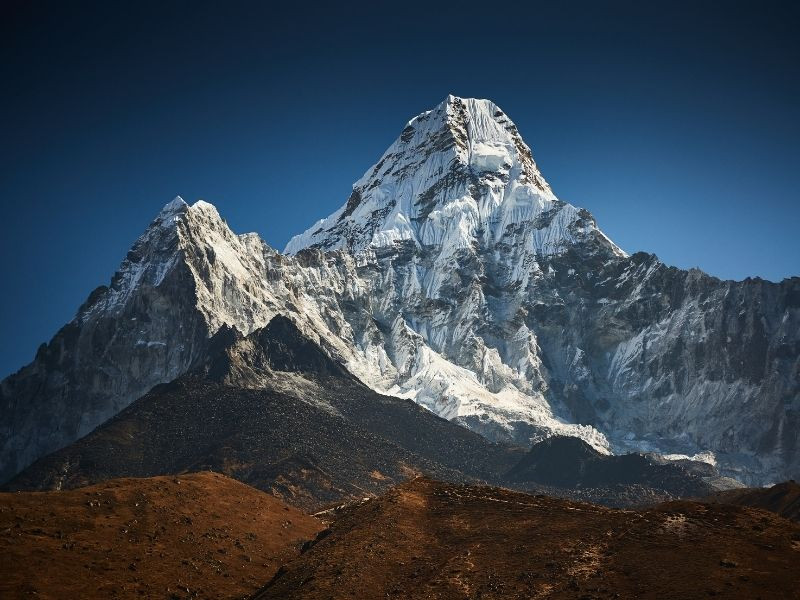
506, 436, 716, 501
6, 318, 521, 510
6, 316, 726, 510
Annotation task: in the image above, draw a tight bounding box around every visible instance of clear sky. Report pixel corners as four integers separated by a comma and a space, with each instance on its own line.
1, 1, 798, 377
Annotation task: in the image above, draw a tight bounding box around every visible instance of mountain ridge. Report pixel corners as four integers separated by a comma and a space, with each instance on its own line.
7, 315, 727, 510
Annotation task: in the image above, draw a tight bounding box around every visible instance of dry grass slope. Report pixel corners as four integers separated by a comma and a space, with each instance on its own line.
0, 472, 323, 599
255, 478, 800, 600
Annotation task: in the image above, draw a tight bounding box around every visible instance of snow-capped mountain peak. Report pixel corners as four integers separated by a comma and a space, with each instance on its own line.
284, 96, 620, 260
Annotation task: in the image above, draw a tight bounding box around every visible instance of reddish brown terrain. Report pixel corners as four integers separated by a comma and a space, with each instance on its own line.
255, 478, 800, 600
0, 472, 322, 599
3, 473, 799, 600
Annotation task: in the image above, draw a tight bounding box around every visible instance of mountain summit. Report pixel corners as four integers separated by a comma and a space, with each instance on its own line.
286, 95, 623, 260
2, 97, 798, 486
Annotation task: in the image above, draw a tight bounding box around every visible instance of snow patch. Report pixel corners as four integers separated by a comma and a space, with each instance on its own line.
470, 142, 511, 172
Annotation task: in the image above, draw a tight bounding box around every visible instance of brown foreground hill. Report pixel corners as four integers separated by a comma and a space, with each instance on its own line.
704, 480, 800, 523
0, 472, 322, 599
255, 478, 800, 600
3, 473, 798, 600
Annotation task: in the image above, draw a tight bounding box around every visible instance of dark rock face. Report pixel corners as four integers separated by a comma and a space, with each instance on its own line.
527, 249, 800, 484
199, 316, 350, 385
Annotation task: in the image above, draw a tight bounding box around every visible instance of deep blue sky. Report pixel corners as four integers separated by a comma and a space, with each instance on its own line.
1, 1, 798, 377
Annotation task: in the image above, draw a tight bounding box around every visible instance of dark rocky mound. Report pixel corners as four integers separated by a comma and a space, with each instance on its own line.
506, 435, 604, 485
253, 478, 800, 600
506, 436, 715, 501
704, 480, 800, 522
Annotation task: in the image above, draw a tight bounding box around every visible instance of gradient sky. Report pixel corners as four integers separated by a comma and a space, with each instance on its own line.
1, 0, 798, 377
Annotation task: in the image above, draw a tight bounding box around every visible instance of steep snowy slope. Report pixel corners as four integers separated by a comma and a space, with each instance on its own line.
1, 96, 798, 486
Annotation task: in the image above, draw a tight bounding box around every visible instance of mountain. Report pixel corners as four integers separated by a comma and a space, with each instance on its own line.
0, 472, 322, 599
253, 478, 800, 600
2, 95, 798, 485
7, 316, 722, 509
283, 95, 800, 484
